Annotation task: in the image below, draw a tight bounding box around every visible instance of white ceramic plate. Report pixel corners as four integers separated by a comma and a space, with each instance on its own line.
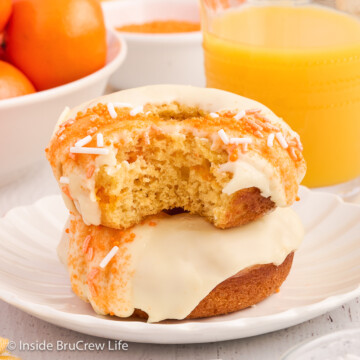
0, 187, 359, 344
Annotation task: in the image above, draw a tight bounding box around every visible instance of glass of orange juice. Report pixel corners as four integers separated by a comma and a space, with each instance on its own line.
201, 0, 360, 197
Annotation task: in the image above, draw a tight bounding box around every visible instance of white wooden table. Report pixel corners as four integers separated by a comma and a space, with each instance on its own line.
1, 160, 359, 360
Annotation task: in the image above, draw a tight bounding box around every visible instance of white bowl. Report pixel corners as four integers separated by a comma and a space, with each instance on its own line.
102, 0, 205, 89
0, 29, 127, 186
281, 329, 360, 360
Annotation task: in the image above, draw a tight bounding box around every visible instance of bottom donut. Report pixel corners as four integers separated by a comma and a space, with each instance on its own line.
59, 208, 303, 322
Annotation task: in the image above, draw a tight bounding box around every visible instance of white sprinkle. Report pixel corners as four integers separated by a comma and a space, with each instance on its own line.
267, 133, 275, 147
60, 176, 70, 184
99, 246, 119, 269
75, 135, 92, 148
229, 137, 252, 144
276, 132, 289, 149
145, 111, 152, 115
255, 130, 264, 138
97, 133, 104, 148
243, 143, 249, 152
107, 102, 117, 119
209, 112, 219, 118
218, 129, 229, 145
113, 102, 133, 108
130, 105, 144, 116
234, 110, 246, 121
70, 147, 109, 155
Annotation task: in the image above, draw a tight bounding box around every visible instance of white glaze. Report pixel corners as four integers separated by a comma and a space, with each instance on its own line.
219, 153, 286, 206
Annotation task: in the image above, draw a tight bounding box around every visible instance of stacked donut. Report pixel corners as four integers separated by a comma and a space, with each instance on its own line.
47, 85, 306, 322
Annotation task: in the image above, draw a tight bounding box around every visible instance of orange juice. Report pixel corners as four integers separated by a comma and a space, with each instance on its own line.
203, 5, 360, 187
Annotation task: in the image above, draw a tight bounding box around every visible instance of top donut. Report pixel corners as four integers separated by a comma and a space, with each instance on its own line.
46, 85, 306, 230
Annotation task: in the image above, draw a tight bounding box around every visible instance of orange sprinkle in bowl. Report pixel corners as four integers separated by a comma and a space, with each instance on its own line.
117, 20, 200, 34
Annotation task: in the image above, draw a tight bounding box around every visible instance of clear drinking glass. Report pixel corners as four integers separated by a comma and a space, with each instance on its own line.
200, 0, 360, 199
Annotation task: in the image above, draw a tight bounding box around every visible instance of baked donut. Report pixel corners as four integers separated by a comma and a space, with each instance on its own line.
59, 207, 303, 322
47, 85, 306, 230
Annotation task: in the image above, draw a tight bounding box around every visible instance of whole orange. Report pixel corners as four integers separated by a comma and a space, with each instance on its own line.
0, 0, 12, 31
5, 0, 106, 91
0, 60, 35, 99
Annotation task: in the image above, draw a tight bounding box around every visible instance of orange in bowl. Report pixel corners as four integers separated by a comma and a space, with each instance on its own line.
5, 0, 107, 91
0, 60, 35, 100
0, 0, 11, 31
